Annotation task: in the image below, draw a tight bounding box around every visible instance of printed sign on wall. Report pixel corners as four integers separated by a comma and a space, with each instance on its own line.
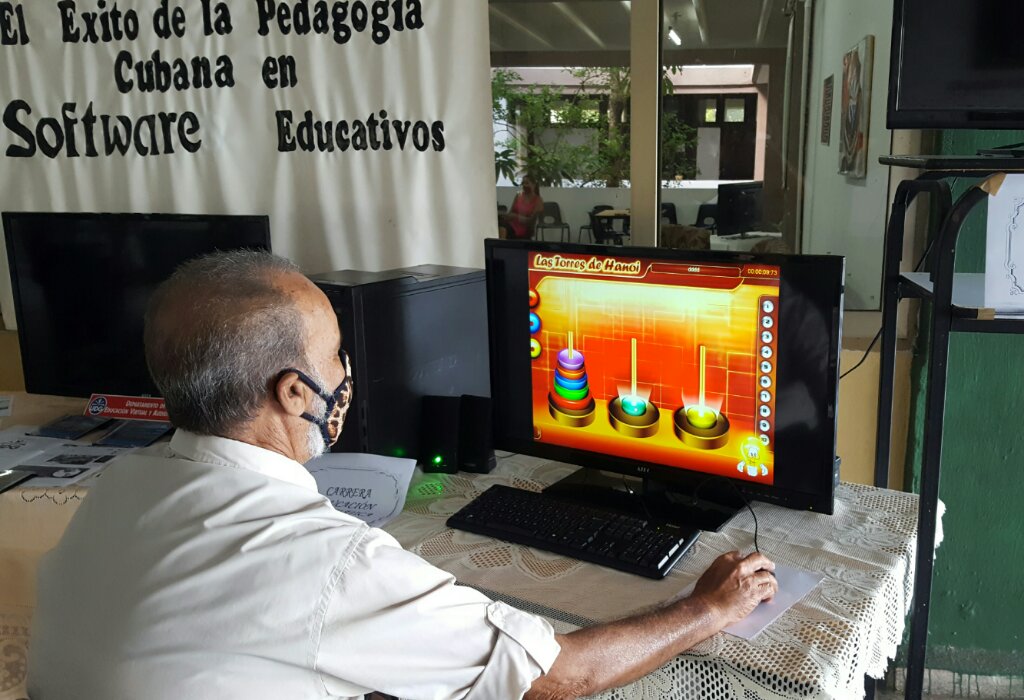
0, 1, 494, 328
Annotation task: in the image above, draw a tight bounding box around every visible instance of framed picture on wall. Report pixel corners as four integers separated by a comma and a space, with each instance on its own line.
838, 36, 874, 178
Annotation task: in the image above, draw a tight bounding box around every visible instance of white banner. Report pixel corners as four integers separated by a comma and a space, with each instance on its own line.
0, 0, 494, 329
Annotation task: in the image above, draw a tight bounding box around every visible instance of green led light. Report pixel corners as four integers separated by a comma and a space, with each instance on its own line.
433, 455, 443, 464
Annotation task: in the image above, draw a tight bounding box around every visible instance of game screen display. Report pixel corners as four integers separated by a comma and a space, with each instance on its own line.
527, 251, 780, 484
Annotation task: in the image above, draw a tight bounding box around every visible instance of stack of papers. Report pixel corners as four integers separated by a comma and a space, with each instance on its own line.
0, 427, 130, 487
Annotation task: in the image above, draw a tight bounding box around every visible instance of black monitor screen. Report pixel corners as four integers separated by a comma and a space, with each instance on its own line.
889, 0, 1024, 128
4, 212, 271, 398
487, 239, 844, 513
717, 182, 763, 236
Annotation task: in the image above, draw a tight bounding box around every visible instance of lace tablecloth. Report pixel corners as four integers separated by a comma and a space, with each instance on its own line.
1, 455, 941, 700
0, 483, 90, 700
388, 454, 944, 700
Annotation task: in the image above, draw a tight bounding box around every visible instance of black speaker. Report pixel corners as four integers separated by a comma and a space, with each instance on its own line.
459, 395, 496, 474
418, 395, 496, 474
419, 395, 462, 473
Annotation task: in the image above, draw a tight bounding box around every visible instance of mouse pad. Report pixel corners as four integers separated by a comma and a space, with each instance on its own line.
721, 563, 824, 640
677, 562, 825, 639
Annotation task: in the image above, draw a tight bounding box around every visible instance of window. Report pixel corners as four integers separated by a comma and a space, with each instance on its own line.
725, 98, 746, 123
701, 98, 718, 124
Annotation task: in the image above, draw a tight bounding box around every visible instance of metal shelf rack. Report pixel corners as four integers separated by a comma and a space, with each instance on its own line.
874, 155, 1024, 699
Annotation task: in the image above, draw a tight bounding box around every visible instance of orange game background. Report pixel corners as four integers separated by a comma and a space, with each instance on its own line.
529, 256, 779, 484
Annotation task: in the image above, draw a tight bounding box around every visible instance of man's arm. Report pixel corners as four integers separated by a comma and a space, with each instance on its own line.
526, 551, 778, 700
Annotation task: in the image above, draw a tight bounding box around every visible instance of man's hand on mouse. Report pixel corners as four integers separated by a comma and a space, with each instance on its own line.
691, 551, 778, 629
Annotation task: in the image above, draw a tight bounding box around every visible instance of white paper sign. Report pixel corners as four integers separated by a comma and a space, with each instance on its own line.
985, 174, 1024, 311
0, 2, 494, 329
14, 443, 130, 487
306, 452, 416, 528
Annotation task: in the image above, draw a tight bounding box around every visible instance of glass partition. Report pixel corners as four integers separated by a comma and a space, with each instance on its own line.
490, 1, 632, 245
659, 1, 809, 260
489, 1, 893, 311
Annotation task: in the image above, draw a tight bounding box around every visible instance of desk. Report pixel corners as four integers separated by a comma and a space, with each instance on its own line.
709, 232, 784, 252
1, 450, 940, 700
594, 209, 631, 244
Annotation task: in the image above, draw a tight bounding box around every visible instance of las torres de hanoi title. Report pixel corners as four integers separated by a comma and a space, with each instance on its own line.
0, 0, 445, 159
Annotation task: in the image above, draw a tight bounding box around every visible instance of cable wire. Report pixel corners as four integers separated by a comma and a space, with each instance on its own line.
688, 475, 762, 555
619, 473, 655, 522
839, 327, 882, 380
722, 479, 761, 554
839, 179, 958, 382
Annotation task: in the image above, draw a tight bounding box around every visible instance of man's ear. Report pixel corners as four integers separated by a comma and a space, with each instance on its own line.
274, 372, 309, 417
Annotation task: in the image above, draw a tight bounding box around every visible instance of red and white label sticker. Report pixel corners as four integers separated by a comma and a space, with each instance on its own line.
84, 394, 169, 422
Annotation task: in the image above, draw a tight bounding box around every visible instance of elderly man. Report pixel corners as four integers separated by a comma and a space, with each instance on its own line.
29, 250, 776, 699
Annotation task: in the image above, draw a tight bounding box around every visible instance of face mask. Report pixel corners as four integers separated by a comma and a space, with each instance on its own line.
282, 353, 352, 447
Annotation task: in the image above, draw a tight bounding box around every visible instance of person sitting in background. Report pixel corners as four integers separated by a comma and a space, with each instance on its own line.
29, 250, 776, 700
501, 174, 544, 239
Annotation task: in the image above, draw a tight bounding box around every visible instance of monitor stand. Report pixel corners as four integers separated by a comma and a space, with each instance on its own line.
543, 468, 743, 532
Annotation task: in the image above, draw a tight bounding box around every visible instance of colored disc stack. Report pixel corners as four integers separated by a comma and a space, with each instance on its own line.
548, 348, 596, 427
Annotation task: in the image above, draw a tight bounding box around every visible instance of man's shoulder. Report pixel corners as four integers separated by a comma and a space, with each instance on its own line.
85, 446, 353, 528
67, 446, 370, 576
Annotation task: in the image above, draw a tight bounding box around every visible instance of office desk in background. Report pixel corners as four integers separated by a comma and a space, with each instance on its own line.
591, 210, 782, 252
709, 232, 784, 252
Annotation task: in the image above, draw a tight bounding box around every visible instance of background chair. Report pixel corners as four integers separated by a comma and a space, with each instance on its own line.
536, 202, 571, 241
578, 204, 612, 242
590, 209, 626, 245
660, 202, 678, 225
496, 204, 508, 239
694, 203, 718, 231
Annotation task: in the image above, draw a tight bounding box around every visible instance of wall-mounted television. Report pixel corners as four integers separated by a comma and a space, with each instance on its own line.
888, 0, 1024, 129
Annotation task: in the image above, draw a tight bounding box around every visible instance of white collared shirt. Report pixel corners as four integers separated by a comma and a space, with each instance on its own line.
29, 431, 560, 700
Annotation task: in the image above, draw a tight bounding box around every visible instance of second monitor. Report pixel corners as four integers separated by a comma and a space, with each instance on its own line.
716, 181, 764, 236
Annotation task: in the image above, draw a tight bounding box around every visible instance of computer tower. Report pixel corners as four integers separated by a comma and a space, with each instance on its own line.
308, 265, 490, 461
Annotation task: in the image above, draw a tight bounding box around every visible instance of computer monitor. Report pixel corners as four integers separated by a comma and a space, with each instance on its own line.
486, 239, 843, 526
3, 212, 272, 398
888, 0, 1024, 129
716, 181, 763, 236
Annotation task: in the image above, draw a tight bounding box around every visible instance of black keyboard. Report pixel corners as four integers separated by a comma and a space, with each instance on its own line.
447, 485, 700, 579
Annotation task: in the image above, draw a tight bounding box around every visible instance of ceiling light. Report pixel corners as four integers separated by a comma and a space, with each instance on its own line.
668, 27, 682, 46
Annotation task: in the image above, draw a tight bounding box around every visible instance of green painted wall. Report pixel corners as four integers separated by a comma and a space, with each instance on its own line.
904, 130, 1024, 671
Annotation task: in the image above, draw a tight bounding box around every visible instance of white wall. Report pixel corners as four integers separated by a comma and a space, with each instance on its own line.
496, 186, 719, 242
801, 0, 894, 309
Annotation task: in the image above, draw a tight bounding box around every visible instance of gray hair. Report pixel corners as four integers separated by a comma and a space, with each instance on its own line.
144, 249, 308, 436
